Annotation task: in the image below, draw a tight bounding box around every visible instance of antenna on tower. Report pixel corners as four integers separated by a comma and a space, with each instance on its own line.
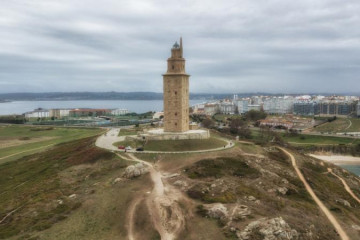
180, 37, 183, 57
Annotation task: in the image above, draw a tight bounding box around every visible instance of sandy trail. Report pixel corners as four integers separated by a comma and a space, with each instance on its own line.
124, 153, 185, 240
127, 198, 142, 240
279, 147, 350, 240
328, 168, 360, 204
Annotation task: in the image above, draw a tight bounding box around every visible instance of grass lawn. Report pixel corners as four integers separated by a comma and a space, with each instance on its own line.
347, 118, 360, 132
312, 118, 350, 133
0, 125, 103, 164
282, 134, 360, 146
117, 128, 139, 136
143, 137, 227, 152
312, 118, 360, 133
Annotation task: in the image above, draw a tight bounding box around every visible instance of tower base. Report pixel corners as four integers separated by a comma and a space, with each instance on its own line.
128, 128, 210, 141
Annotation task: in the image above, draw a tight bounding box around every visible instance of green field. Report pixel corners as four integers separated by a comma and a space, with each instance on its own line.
117, 128, 139, 136
282, 134, 360, 146
0, 125, 103, 164
0, 136, 142, 239
312, 118, 360, 133
249, 127, 360, 146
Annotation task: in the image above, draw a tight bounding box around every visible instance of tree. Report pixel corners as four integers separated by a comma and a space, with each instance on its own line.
238, 126, 252, 139
230, 118, 245, 129
244, 110, 267, 122
202, 118, 215, 128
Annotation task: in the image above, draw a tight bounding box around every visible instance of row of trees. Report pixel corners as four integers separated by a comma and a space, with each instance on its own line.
0, 115, 27, 124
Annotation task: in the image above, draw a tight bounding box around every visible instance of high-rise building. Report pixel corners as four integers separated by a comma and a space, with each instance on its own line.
163, 38, 190, 132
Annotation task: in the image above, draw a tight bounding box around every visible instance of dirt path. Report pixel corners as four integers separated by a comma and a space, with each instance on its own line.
279, 147, 350, 240
122, 153, 185, 240
328, 168, 360, 204
345, 119, 352, 131
127, 198, 142, 240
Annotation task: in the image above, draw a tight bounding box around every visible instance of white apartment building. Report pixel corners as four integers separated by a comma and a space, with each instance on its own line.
248, 105, 261, 111
49, 109, 71, 118
204, 103, 220, 116
24, 108, 50, 118
220, 102, 236, 114
236, 99, 249, 114
263, 97, 294, 114
111, 108, 129, 116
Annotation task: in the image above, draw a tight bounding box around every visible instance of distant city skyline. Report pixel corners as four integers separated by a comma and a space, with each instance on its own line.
0, 0, 359, 94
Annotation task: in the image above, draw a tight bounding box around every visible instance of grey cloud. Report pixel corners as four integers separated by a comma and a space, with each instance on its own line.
0, 0, 359, 94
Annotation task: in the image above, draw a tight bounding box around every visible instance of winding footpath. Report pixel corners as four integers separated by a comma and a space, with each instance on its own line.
96, 129, 188, 240
328, 168, 360, 204
279, 147, 350, 240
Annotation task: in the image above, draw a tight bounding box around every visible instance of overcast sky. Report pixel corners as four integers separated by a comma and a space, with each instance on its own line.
0, 0, 359, 94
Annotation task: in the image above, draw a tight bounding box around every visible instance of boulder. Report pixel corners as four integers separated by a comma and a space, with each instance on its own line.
336, 199, 351, 207
277, 187, 288, 195
123, 163, 149, 179
233, 205, 251, 220
68, 194, 77, 199
237, 217, 299, 240
204, 203, 228, 219
174, 180, 188, 188
113, 178, 122, 184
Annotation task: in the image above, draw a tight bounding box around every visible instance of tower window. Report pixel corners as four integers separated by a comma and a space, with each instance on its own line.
172, 65, 174, 70
175, 91, 177, 95
175, 122, 177, 126
175, 112, 177, 116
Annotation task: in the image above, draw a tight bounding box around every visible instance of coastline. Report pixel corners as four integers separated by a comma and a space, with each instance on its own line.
309, 154, 360, 166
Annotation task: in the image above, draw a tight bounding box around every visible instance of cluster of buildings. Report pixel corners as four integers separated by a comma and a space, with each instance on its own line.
259, 115, 315, 130
24, 108, 129, 119
192, 95, 360, 118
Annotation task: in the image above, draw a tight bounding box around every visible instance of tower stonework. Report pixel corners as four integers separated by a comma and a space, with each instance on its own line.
163, 38, 190, 132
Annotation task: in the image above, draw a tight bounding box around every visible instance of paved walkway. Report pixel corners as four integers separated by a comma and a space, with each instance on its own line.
278, 147, 350, 240
95, 128, 234, 154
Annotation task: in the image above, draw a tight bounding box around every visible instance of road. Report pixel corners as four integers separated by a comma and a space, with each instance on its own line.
95, 128, 234, 154
279, 147, 350, 240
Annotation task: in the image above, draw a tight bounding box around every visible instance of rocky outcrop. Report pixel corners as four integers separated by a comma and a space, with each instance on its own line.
336, 199, 351, 207
204, 203, 228, 219
237, 217, 299, 240
232, 205, 251, 220
123, 163, 149, 178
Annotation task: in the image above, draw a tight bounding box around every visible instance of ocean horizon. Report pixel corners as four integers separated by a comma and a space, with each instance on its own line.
0, 99, 205, 115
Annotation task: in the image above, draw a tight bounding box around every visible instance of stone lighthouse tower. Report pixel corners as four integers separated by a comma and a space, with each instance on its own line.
163, 38, 190, 132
